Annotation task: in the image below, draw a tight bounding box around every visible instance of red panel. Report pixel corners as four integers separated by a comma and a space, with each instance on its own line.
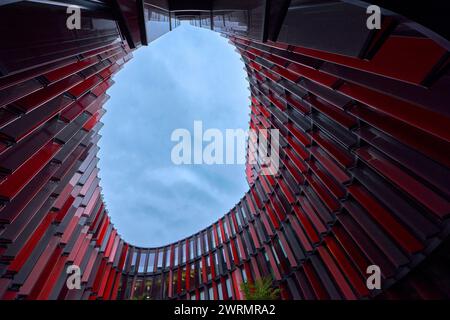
340, 82, 450, 143
0, 141, 61, 200
14, 75, 83, 112
348, 185, 424, 254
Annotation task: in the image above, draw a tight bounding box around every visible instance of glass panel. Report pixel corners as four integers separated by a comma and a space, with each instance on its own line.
208, 286, 214, 300
271, 244, 281, 265
210, 228, 216, 248
180, 266, 187, 292
181, 241, 186, 264
234, 239, 242, 260
165, 247, 171, 267
220, 247, 227, 272
225, 277, 233, 298
138, 252, 147, 273
189, 263, 195, 290
162, 273, 169, 299
157, 250, 163, 270
243, 229, 255, 254
130, 251, 138, 272
197, 236, 202, 256
144, 278, 153, 299
133, 278, 144, 299
217, 224, 222, 244
143, 4, 170, 43
152, 275, 162, 299
189, 239, 194, 260
241, 268, 248, 283
235, 210, 243, 228
264, 252, 274, 278
223, 219, 229, 239
206, 257, 212, 281
147, 252, 155, 273
217, 282, 224, 300
197, 260, 202, 286
214, 251, 219, 275
172, 269, 178, 294
240, 203, 248, 220
174, 245, 179, 266
228, 215, 236, 234
203, 232, 209, 252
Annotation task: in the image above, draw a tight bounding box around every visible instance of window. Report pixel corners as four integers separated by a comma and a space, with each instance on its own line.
197, 236, 202, 256
264, 252, 275, 278
271, 244, 281, 265
225, 277, 233, 298
130, 251, 138, 272
241, 268, 248, 283
255, 217, 269, 242
223, 220, 229, 239
197, 261, 203, 285
124, 277, 133, 299
243, 229, 255, 254
217, 282, 224, 299
181, 241, 187, 264
138, 252, 147, 273
162, 274, 169, 299
199, 289, 205, 300
157, 250, 163, 269
180, 266, 187, 292
213, 251, 219, 275
189, 239, 194, 260
283, 222, 304, 261
149, 252, 156, 273
189, 263, 195, 290
220, 247, 227, 272
152, 275, 162, 299
206, 257, 212, 281
277, 238, 288, 259
144, 278, 153, 299
210, 228, 216, 248
174, 245, 179, 266
235, 211, 243, 228
234, 239, 242, 260
172, 270, 178, 294
228, 215, 236, 235
208, 286, 214, 300
240, 203, 248, 221
133, 278, 144, 299
203, 232, 209, 252
165, 247, 171, 267
217, 224, 222, 244
216, 250, 224, 275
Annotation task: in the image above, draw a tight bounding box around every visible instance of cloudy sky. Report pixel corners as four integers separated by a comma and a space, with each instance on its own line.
98, 23, 250, 247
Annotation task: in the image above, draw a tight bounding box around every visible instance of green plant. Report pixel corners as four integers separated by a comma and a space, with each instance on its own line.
240, 276, 280, 300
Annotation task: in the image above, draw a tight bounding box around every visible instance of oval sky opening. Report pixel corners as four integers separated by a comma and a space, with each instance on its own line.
98, 23, 250, 247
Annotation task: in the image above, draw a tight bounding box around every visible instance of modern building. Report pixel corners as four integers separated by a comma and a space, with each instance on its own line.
0, 0, 449, 300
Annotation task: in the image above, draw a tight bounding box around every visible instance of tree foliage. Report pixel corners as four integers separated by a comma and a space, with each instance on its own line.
240, 276, 280, 300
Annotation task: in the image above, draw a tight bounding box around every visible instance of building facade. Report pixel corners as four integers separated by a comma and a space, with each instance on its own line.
0, 0, 449, 300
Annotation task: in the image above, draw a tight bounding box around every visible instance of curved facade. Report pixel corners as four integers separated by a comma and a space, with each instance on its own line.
0, 0, 449, 300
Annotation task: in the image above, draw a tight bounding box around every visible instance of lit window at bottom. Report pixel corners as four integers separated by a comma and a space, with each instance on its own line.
225, 277, 233, 298
208, 286, 214, 300
217, 282, 223, 300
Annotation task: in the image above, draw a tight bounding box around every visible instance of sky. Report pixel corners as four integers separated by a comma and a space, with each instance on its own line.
98, 23, 250, 248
